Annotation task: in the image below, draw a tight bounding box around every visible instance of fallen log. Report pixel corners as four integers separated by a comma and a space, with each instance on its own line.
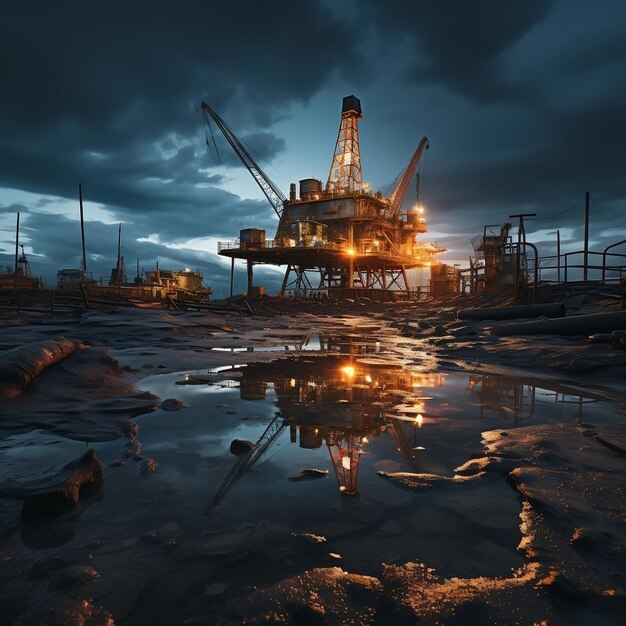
457, 302, 565, 321
0, 337, 81, 398
491, 310, 626, 337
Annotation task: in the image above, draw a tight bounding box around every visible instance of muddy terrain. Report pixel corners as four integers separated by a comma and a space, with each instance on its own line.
0, 295, 624, 625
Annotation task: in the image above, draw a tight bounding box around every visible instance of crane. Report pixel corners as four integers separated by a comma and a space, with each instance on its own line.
387, 136, 429, 219
200, 102, 287, 219
207, 414, 287, 510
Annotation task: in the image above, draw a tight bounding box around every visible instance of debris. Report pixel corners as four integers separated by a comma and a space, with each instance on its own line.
161, 398, 185, 411
0, 337, 81, 398
288, 468, 330, 481
230, 439, 254, 455
140, 458, 158, 476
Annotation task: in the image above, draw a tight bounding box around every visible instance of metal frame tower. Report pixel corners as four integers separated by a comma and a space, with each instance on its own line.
325, 95, 363, 193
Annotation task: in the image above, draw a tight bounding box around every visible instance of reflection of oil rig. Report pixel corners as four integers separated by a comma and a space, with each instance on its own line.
467, 374, 598, 426
202, 96, 445, 299
208, 356, 442, 508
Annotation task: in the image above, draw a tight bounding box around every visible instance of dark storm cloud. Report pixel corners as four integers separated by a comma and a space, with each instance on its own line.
1, 0, 625, 288
361, 0, 555, 102
0, 1, 362, 230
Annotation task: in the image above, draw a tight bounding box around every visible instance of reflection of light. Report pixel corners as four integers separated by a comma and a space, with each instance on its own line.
365, 374, 372, 383
415, 414, 423, 427
341, 365, 355, 378
289, 378, 296, 388
341, 456, 351, 470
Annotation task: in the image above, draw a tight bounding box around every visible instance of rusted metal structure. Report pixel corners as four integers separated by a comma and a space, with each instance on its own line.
203, 96, 445, 298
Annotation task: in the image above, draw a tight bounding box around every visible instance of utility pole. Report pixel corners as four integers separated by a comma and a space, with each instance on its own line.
583, 191, 590, 281
509, 213, 537, 304
13, 212, 19, 303
79, 183, 87, 277
557, 229, 561, 284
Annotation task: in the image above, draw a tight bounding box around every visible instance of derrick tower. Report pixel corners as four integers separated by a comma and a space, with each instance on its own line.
326, 95, 363, 193
202, 96, 445, 299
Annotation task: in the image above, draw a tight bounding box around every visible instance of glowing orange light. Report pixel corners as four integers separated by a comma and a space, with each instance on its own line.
345, 248, 356, 256
341, 365, 355, 378
415, 414, 424, 427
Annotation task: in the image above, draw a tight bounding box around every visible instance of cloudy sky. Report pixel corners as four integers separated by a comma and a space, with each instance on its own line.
1, 0, 625, 295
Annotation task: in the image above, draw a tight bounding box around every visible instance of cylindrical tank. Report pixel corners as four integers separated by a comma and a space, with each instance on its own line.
299, 178, 323, 201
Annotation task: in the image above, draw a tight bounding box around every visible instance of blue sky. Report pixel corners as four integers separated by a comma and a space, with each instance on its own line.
1, 0, 625, 295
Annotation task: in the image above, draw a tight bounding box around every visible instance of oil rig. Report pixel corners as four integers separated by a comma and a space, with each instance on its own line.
202, 96, 445, 299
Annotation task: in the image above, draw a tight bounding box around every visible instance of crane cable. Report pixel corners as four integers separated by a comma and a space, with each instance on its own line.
200, 107, 233, 197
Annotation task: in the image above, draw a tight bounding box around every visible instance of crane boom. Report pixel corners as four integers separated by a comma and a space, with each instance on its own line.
200, 102, 287, 218
387, 137, 429, 219
207, 415, 287, 510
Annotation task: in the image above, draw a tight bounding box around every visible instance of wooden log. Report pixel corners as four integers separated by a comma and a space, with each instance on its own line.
0, 337, 80, 398
457, 302, 565, 321
491, 310, 626, 336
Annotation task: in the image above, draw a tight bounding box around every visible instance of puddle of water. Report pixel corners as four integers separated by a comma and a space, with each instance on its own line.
130, 356, 623, 578
2, 353, 623, 622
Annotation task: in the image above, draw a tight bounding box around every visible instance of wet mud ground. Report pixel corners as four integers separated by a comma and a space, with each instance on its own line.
0, 302, 625, 625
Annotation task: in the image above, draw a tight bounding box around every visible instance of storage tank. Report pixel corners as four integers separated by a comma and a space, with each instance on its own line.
299, 178, 323, 201
240, 228, 266, 248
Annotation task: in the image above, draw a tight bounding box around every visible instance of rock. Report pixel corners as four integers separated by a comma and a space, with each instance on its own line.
455, 456, 517, 476
288, 468, 330, 481
161, 398, 185, 411
377, 471, 480, 491
21, 449, 104, 523
292, 532, 327, 544
140, 458, 158, 475
48, 565, 101, 591
570, 527, 613, 549
121, 438, 142, 460
230, 439, 254, 455
536, 570, 583, 602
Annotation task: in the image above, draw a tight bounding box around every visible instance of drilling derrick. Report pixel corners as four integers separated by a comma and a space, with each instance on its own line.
209, 96, 446, 299
326, 95, 363, 193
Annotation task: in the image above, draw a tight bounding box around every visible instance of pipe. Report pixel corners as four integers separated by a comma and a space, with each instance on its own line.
458, 302, 565, 321
491, 310, 626, 337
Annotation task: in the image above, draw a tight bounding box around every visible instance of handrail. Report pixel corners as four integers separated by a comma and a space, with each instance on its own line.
602, 239, 626, 284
